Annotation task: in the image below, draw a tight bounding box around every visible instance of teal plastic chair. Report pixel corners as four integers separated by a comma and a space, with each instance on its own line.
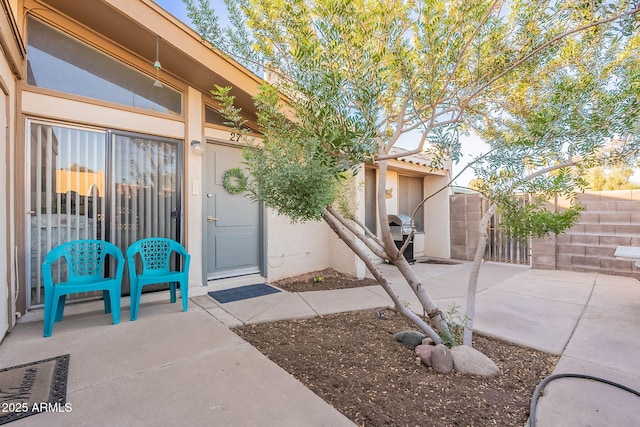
126, 238, 190, 321
42, 239, 124, 337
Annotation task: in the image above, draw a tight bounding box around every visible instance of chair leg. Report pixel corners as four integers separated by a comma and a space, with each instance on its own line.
129, 280, 137, 321
180, 281, 188, 312
109, 289, 121, 325
103, 290, 112, 314
169, 283, 177, 303
46, 294, 63, 337
55, 295, 67, 322
43, 292, 55, 337
130, 285, 143, 321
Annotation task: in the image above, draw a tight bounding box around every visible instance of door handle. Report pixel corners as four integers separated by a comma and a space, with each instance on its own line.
207, 216, 218, 222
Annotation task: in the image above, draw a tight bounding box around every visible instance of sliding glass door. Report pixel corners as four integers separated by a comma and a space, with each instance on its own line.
109, 132, 181, 294
110, 132, 180, 253
27, 120, 182, 307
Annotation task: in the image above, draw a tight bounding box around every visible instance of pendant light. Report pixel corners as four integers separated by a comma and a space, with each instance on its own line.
153, 35, 163, 88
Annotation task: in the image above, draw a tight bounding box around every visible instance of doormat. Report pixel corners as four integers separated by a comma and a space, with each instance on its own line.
209, 284, 281, 304
0, 354, 70, 425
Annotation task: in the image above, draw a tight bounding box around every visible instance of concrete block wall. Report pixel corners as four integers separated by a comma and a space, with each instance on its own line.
531, 190, 640, 279
450, 194, 482, 261
451, 190, 640, 279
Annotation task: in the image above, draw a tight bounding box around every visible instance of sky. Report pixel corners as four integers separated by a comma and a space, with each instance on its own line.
152, 1, 640, 188
152, 0, 488, 186
154, 0, 230, 27
153, 0, 193, 26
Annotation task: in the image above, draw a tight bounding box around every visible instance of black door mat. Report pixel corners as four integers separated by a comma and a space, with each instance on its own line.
208, 284, 281, 304
0, 354, 70, 425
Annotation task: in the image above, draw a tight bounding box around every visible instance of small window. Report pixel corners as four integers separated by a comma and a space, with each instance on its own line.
26, 17, 182, 116
205, 105, 260, 133
205, 105, 227, 127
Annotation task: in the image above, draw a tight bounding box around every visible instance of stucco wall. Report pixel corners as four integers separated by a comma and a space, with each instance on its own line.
264, 172, 370, 282
357, 168, 452, 263
0, 4, 19, 336
266, 210, 356, 281
185, 87, 205, 288
0, 69, 10, 337
423, 174, 451, 259
332, 166, 456, 277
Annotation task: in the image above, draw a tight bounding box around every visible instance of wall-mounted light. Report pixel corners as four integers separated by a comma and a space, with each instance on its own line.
190, 139, 204, 155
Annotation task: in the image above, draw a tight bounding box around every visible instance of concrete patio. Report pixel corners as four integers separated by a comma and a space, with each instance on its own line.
1, 260, 639, 426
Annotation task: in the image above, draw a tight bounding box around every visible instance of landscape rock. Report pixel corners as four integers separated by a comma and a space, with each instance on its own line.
421, 337, 435, 346
430, 344, 454, 374
450, 345, 500, 377
414, 344, 435, 367
394, 330, 427, 348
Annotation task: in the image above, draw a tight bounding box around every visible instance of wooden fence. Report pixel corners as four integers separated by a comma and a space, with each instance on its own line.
482, 197, 530, 264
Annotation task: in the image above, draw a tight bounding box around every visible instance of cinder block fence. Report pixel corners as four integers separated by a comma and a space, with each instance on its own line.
450, 190, 640, 280
450, 193, 482, 261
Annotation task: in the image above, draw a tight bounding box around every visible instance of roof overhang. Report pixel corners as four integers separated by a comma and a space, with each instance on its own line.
34, 0, 262, 116
386, 159, 449, 176
383, 146, 450, 176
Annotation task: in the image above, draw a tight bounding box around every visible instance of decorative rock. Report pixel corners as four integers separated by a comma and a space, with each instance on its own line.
394, 330, 427, 348
414, 344, 435, 367
422, 337, 435, 346
430, 344, 454, 374
450, 345, 500, 377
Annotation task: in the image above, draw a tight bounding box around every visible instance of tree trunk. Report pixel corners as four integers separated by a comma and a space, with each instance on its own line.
373, 158, 453, 342
463, 203, 495, 346
321, 209, 444, 344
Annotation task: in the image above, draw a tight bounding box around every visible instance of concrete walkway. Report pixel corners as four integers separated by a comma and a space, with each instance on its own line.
1, 261, 639, 426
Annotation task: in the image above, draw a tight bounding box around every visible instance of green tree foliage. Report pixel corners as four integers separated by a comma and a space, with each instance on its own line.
467, 178, 486, 193
187, 0, 640, 342
583, 165, 640, 190
584, 166, 608, 190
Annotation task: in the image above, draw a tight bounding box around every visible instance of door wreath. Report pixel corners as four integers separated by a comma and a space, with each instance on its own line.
222, 167, 247, 194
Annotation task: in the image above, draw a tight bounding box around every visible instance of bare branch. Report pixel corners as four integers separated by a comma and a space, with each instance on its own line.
515, 160, 578, 186
321, 209, 443, 343
325, 206, 388, 260
384, 96, 411, 153
351, 216, 385, 246
408, 146, 501, 224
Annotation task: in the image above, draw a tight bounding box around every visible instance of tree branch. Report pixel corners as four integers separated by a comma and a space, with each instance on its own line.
325, 206, 388, 260
407, 146, 501, 225
433, 0, 503, 109
468, 5, 640, 101
463, 158, 581, 346
321, 209, 443, 343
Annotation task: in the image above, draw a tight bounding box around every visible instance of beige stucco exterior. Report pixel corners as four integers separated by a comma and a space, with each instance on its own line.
267, 211, 358, 281
0, 0, 23, 337
0, 0, 451, 339
383, 161, 452, 260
